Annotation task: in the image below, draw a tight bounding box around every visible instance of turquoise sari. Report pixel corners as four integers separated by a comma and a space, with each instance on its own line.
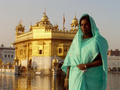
61, 14, 108, 90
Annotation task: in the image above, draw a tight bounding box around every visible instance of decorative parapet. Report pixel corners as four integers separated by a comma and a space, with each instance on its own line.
15, 31, 33, 43
16, 23, 25, 36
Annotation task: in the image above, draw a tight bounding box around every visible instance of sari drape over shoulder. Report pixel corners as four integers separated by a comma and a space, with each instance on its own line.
61, 14, 108, 90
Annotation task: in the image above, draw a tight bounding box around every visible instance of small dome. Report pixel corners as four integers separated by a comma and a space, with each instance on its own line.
36, 11, 53, 29
41, 12, 49, 21
71, 16, 78, 26
16, 23, 24, 31
52, 58, 58, 64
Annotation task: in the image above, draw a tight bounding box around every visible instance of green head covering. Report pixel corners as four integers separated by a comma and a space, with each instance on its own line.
61, 14, 108, 90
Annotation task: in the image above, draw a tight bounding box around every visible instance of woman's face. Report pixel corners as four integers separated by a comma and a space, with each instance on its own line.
80, 19, 91, 35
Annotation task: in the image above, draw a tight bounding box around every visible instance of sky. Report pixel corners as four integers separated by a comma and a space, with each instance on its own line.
0, 0, 120, 50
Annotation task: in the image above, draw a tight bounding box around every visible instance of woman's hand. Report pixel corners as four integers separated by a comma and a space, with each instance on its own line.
77, 64, 86, 70
64, 77, 69, 90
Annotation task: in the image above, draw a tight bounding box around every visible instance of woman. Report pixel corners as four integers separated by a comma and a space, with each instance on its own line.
61, 14, 108, 90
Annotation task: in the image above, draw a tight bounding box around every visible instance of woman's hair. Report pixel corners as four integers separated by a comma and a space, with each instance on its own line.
79, 15, 91, 26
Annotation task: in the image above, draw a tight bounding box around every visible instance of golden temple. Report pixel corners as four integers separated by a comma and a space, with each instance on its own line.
13, 11, 79, 74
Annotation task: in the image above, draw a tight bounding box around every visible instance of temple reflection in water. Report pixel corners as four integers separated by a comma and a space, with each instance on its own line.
0, 72, 120, 90
0, 73, 65, 90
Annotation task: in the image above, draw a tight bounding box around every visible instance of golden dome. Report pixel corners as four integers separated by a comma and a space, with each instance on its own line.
71, 16, 78, 27
41, 12, 49, 21
36, 12, 53, 29
16, 23, 25, 32
52, 58, 58, 64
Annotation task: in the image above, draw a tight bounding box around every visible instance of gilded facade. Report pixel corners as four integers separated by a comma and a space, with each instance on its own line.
13, 12, 79, 74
